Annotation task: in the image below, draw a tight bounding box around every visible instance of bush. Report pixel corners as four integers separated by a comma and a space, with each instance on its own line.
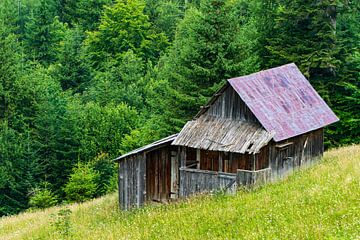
91, 152, 117, 195
29, 185, 58, 209
63, 163, 99, 203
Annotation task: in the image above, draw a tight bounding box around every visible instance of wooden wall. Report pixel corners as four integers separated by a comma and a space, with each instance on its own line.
200, 149, 219, 171
183, 147, 256, 173
229, 153, 253, 172
236, 168, 272, 187
179, 168, 237, 197
204, 86, 259, 122
118, 145, 178, 210
118, 154, 146, 210
117, 128, 324, 210
269, 128, 324, 179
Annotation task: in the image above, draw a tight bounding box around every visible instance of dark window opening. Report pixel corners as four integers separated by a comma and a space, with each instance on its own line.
186, 147, 197, 168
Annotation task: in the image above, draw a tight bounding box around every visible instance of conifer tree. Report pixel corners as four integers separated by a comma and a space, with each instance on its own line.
264, 0, 340, 79
52, 27, 91, 93
258, 0, 360, 145
23, 0, 66, 65
156, 0, 259, 127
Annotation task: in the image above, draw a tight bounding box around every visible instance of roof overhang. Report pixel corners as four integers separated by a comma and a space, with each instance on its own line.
172, 115, 274, 154
114, 134, 178, 162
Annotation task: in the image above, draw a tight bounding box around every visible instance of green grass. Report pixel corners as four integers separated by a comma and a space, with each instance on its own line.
1, 145, 359, 240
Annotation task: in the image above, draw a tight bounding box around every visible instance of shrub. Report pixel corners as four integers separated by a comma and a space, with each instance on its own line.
29, 184, 58, 209
91, 152, 117, 195
63, 163, 99, 203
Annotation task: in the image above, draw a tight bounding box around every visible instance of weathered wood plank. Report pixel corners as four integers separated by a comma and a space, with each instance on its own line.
179, 168, 236, 197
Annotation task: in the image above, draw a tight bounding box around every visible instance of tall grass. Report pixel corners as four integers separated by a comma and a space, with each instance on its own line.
1, 145, 359, 240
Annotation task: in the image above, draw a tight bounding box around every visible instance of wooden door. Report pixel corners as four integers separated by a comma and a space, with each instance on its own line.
146, 147, 172, 202
276, 147, 294, 177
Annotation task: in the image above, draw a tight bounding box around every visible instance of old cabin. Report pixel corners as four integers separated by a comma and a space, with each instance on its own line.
114, 63, 339, 210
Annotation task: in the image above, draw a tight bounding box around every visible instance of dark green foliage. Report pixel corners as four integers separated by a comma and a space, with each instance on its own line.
256, 0, 360, 146
0, 123, 36, 216
156, 0, 259, 128
264, 0, 340, 78
59, 0, 112, 30
0, 31, 22, 121
91, 153, 118, 195
0, 27, 36, 216
83, 50, 146, 109
75, 102, 138, 161
0, 0, 20, 34
23, 0, 66, 65
145, 0, 184, 41
52, 27, 91, 92
28, 68, 80, 192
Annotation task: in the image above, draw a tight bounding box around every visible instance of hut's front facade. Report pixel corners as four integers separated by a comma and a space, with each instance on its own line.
115, 63, 338, 210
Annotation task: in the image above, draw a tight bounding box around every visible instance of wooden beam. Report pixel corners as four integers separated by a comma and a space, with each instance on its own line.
179, 146, 186, 167
170, 150, 178, 199
196, 149, 200, 169
275, 142, 294, 148
218, 152, 223, 172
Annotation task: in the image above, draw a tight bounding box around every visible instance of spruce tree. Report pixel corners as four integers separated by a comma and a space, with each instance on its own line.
52, 27, 91, 93
23, 0, 66, 65
264, 0, 340, 79
156, 0, 259, 128
258, 0, 360, 146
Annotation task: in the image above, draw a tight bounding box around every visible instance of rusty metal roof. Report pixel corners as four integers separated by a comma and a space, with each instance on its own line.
228, 63, 339, 142
172, 115, 274, 154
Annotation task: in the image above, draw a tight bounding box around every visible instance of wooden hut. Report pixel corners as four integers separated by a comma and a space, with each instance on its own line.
115, 63, 339, 210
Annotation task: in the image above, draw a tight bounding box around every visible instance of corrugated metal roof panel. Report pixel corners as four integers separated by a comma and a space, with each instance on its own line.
228, 63, 339, 142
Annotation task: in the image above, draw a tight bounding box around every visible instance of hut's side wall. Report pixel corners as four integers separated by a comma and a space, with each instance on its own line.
204, 86, 259, 122
269, 128, 324, 179
118, 153, 146, 210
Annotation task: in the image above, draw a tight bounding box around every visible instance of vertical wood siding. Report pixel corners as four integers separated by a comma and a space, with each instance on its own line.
118, 154, 146, 210
146, 146, 172, 202
118, 129, 324, 210
200, 149, 219, 171
204, 86, 259, 122
269, 128, 324, 179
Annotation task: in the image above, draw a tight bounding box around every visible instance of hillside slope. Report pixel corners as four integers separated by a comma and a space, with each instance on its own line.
1, 145, 359, 240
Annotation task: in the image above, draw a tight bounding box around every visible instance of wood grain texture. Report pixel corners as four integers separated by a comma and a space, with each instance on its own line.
172, 115, 273, 154
179, 167, 237, 197
269, 128, 324, 180
204, 85, 259, 122
118, 154, 146, 210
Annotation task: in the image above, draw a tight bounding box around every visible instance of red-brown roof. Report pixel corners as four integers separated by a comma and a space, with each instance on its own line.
228, 63, 339, 142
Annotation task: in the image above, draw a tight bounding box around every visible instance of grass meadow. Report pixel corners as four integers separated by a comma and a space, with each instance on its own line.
1, 144, 359, 240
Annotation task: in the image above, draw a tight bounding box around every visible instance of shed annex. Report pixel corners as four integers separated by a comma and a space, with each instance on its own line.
114, 63, 339, 210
